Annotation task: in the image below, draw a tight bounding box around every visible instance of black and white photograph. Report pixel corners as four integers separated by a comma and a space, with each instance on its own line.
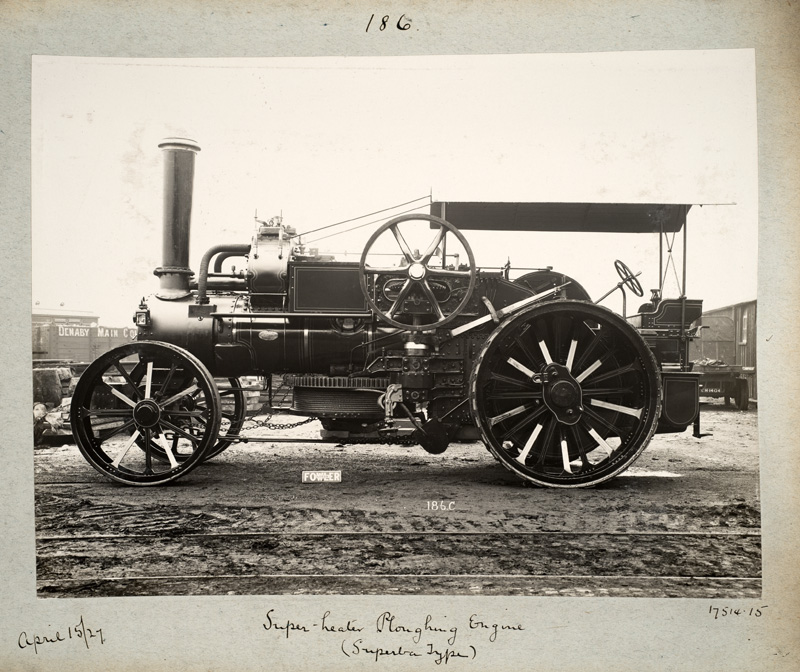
30, 51, 759, 599
3, 3, 798, 671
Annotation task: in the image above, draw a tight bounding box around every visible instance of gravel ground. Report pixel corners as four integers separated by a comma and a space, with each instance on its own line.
34, 399, 760, 598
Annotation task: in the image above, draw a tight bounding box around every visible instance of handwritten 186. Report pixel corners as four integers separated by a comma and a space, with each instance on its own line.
366, 14, 412, 32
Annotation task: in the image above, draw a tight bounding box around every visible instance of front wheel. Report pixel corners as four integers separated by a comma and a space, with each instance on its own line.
470, 301, 661, 487
70, 342, 222, 485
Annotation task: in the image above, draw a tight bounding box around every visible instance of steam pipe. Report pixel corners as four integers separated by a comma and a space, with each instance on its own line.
213, 250, 250, 273
154, 138, 201, 299
197, 244, 252, 304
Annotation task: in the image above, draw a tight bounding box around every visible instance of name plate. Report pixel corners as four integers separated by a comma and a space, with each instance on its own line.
302, 470, 342, 483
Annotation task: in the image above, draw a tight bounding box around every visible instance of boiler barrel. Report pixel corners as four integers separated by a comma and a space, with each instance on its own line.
214, 318, 395, 376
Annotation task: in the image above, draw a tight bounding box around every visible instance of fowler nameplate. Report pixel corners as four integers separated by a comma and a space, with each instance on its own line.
302, 470, 342, 483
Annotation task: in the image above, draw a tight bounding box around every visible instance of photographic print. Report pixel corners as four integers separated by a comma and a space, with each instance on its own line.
30, 51, 760, 601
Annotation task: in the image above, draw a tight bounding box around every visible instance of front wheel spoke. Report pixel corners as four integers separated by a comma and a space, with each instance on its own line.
155, 363, 178, 401
97, 417, 136, 442
420, 280, 444, 319
163, 409, 206, 419
159, 383, 200, 408
85, 408, 134, 418
159, 418, 202, 444
113, 362, 144, 401
143, 361, 154, 399
154, 432, 180, 469
143, 428, 153, 474
111, 430, 141, 468
103, 383, 137, 409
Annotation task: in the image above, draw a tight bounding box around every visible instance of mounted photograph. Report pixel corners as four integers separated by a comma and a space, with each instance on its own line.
31, 51, 759, 598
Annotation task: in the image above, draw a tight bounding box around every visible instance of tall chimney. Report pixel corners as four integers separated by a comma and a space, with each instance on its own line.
153, 138, 201, 299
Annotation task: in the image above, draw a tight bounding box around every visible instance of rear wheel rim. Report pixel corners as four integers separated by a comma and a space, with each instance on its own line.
471, 301, 661, 487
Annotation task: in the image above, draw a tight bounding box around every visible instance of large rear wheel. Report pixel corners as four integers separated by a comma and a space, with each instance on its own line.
470, 301, 661, 487
70, 342, 221, 485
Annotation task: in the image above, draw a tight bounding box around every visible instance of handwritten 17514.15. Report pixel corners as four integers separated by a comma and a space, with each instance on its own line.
366, 14, 412, 32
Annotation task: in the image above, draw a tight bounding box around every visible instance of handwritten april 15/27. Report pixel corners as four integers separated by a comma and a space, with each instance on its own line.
263, 609, 524, 663
18, 615, 105, 655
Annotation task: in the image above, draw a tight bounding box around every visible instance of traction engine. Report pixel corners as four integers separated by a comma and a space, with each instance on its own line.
71, 139, 702, 487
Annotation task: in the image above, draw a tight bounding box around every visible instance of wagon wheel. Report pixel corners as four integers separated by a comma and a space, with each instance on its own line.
359, 213, 477, 331
735, 378, 750, 411
470, 300, 661, 487
144, 377, 246, 464
70, 342, 221, 485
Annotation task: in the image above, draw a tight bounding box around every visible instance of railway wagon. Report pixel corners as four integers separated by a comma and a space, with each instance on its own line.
32, 308, 135, 418
33, 308, 136, 364
70, 138, 706, 488
690, 300, 757, 409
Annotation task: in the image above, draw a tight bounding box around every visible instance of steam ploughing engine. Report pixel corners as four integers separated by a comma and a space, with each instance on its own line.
71, 139, 703, 487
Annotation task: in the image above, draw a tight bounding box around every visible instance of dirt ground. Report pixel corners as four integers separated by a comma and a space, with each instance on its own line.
34, 399, 760, 598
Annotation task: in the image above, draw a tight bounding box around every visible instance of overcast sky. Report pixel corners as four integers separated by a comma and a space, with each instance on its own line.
32, 51, 757, 326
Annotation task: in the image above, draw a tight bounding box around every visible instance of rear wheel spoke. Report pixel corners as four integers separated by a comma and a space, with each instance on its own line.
499, 404, 547, 442
472, 301, 660, 487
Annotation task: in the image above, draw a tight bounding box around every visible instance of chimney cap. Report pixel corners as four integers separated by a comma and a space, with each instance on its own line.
158, 138, 201, 153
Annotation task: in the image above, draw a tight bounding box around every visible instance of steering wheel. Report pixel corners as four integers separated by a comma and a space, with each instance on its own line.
359, 214, 477, 331
614, 259, 644, 297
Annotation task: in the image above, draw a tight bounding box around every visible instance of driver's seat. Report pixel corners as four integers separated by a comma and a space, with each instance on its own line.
627, 296, 703, 330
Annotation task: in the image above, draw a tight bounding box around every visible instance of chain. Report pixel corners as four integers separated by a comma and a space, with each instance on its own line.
242, 414, 319, 431
236, 401, 418, 445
